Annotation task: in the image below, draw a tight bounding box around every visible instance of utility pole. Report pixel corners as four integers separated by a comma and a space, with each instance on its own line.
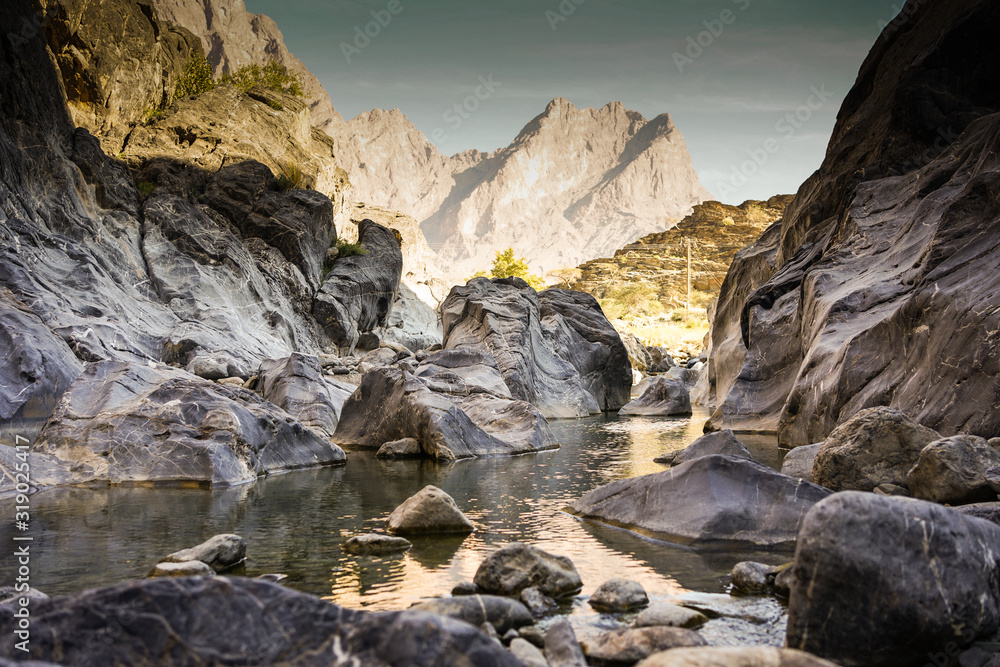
686, 238, 692, 312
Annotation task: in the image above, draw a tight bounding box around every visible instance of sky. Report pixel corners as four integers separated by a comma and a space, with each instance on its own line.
244, 0, 904, 204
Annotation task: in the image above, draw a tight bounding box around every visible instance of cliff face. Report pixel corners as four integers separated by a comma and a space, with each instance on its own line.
707, 0, 1000, 445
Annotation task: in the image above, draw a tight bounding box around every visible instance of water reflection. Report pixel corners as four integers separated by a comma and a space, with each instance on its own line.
1, 409, 789, 621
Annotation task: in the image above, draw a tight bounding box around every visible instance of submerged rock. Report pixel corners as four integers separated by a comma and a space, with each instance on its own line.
147, 560, 214, 578
906, 435, 1000, 505
570, 455, 831, 547
160, 534, 246, 572
521, 587, 559, 618
376, 437, 424, 459
589, 579, 649, 613
656, 430, 752, 465
634, 603, 708, 630
410, 595, 533, 634
620, 377, 692, 417
729, 562, 773, 596
786, 492, 1000, 667
386, 485, 475, 535
582, 627, 706, 666
474, 543, 582, 599
342, 534, 412, 556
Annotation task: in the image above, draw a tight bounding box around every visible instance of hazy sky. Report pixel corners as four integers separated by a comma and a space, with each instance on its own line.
244, 0, 902, 203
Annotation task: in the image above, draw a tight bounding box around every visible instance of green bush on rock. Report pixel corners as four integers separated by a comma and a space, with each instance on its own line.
174, 56, 215, 99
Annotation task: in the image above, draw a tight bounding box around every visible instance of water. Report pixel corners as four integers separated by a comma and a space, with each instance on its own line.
1, 409, 791, 645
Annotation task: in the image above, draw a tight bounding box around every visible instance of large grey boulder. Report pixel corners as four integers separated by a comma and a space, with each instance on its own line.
786, 492, 1000, 667
441, 277, 629, 418
0, 577, 521, 666
159, 534, 246, 572
386, 485, 475, 535
620, 377, 692, 417
589, 579, 649, 612
258, 353, 352, 440
811, 407, 940, 492
334, 351, 559, 460
655, 430, 752, 465
779, 444, 821, 482
570, 455, 831, 547
314, 219, 403, 351
409, 595, 533, 634
906, 435, 1000, 505
474, 543, 582, 599
30, 361, 345, 487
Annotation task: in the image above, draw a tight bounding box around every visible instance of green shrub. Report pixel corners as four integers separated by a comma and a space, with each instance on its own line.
337, 240, 369, 258
275, 162, 304, 191
267, 99, 284, 111
174, 56, 215, 99
141, 108, 165, 124
470, 248, 545, 290
136, 180, 156, 198
222, 60, 305, 97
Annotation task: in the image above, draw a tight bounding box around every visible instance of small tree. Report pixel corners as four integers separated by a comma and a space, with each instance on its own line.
473, 248, 546, 290
222, 60, 305, 97
174, 56, 215, 98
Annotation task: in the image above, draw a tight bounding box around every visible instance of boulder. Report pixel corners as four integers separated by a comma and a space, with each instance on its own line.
409, 595, 533, 634
383, 281, 444, 352
906, 435, 1000, 504
786, 492, 1000, 667
376, 438, 424, 459
570, 455, 832, 547
655, 430, 752, 465
386, 485, 475, 535
474, 543, 582, 599
634, 603, 708, 630
811, 407, 940, 492
147, 561, 214, 578
619, 332, 651, 373
334, 352, 559, 460
258, 353, 351, 440
314, 219, 403, 351
729, 562, 772, 595
160, 534, 246, 572
666, 366, 701, 391
779, 444, 821, 482
635, 647, 840, 667
620, 377, 692, 417
30, 361, 345, 487
647, 347, 676, 373
342, 534, 412, 556
441, 277, 612, 418
510, 637, 549, 667
545, 620, 588, 667
581, 627, 706, 666
589, 579, 649, 613
956, 502, 1000, 526
0, 577, 521, 665
521, 587, 558, 618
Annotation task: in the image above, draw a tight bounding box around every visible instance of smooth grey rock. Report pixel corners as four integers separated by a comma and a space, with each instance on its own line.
772, 565, 794, 599
521, 587, 558, 618
811, 407, 940, 492
954, 502, 1000, 527
589, 579, 649, 613
666, 366, 700, 390
620, 332, 651, 373
656, 430, 752, 465
147, 560, 214, 578
314, 219, 403, 351
0, 577, 521, 665
474, 543, 582, 599
452, 581, 479, 596
907, 435, 1000, 505
544, 620, 588, 667
779, 444, 821, 482
786, 492, 1000, 667
0, 446, 79, 497
620, 377, 692, 417
29, 362, 345, 487
581, 627, 706, 666
386, 485, 474, 535
258, 353, 350, 440
410, 595, 533, 634
730, 562, 772, 596
511, 637, 549, 667
571, 455, 831, 547
342, 534, 412, 556
187, 352, 249, 381
376, 438, 424, 460
634, 603, 708, 630
160, 534, 246, 572
384, 281, 444, 352
635, 647, 840, 666
987, 466, 1000, 493
360, 347, 398, 368
647, 346, 677, 373
519, 625, 547, 648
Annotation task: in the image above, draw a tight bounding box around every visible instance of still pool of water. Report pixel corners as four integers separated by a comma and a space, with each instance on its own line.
1, 409, 792, 645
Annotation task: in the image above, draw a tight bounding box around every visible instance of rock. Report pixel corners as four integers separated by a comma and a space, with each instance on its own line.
581, 627, 707, 666
635, 647, 839, 666
409, 595, 533, 634
187, 351, 250, 381
160, 534, 246, 572
386, 485, 474, 535
811, 407, 940, 492
452, 581, 479, 596
474, 543, 583, 599
0, 445, 80, 497
342, 534, 412, 556
987, 467, 1000, 493
314, 219, 403, 351
519, 626, 547, 648
441, 278, 620, 418
956, 502, 1000, 526
511, 637, 549, 667
29, 362, 345, 487
634, 603, 708, 630
147, 560, 215, 578
873, 483, 911, 497
666, 366, 700, 391
384, 280, 445, 352
620, 377, 692, 417
655, 430, 752, 465
647, 347, 677, 373
772, 566, 794, 599
360, 347, 399, 368
0, 586, 48, 607
619, 332, 651, 373
544, 619, 588, 667
730, 562, 772, 595
521, 587, 559, 618
779, 444, 821, 482
0, 577, 521, 665
501, 629, 520, 646
786, 492, 1000, 667
376, 438, 424, 460
480, 622, 502, 643
334, 352, 559, 460
571, 455, 831, 547
217, 377, 246, 388
589, 579, 649, 613
907, 435, 1000, 505
258, 353, 351, 440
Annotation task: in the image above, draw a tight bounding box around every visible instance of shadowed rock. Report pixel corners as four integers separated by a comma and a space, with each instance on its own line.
160, 534, 246, 572
343, 533, 412, 555
906, 435, 1000, 505
620, 377, 692, 417
634, 603, 708, 630
474, 543, 582, 599
410, 595, 533, 634
545, 620, 588, 667
779, 444, 821, 482
655, 430, 752, 465
589, 579, 649, 613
